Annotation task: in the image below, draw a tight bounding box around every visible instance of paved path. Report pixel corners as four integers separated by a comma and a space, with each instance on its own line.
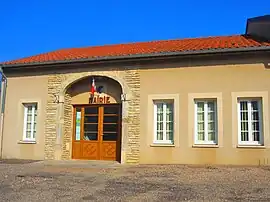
1, 160, 270, 201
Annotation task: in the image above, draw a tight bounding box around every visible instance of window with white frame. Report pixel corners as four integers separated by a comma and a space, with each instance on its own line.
153, 100, 174, 144
194, 100, 217, 144
238, 99, 263, 145
23, 103, 37, 141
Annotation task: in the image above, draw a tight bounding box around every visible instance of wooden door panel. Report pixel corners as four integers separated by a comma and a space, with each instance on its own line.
72, 104, 121, 161
72, 142, 81, 159
100, 105, 120, 161
101, 142, 116, 160
82, 142, 99, 160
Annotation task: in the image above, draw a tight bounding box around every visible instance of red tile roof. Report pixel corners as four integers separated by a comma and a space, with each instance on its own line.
2, 35, 270, 66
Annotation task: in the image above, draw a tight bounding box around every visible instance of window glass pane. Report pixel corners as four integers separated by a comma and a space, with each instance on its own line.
27, 123, 31, 130
156, 103, 164, 141
252, 121, 259, 131
241, 121, 248, 131
103, 116, 118, 123
197, 112, 204, 122
103, 133, 117, 141
253, 132, 260, 141
27, 106, 32, 112
157, 131, 163, 140
26, 131, 31, 139
157, 113, 163, 122
84, 132, 97, 140
241, 111, 248, 121
103, 124, 118, 132
84, 124, 98, 132
166, 122, 173, 131
166, 113, 173, 122
240, 101, 248, 111
196, 101, 206, 142
251, 101, 258, 110
33, 131, 36, 139
197, 132, 204, 141
207, 102, 215, 112
166, 104, 173, 114
75, 110, 81, 141
208, 122, 215, 131
208, 112, 215, 122
166, 131, 173, 141
252, 112, 259, 121
241, 132, 249, 141
104, 106, 118, 114
197, 122, 204, 131
197, 102, 204, 112
27, 114, 32, 122
34, 123, 37, 131
208, 132, 215, 141
157, 103, 163, 113
157, 122, 163, 130
84, 116, 98, 123
84, 107, 98, 114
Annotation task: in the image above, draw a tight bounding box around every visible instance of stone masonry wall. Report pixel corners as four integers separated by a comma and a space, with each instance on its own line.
123, 70, 140, 163
62, 91, 72, 160
44, 69, 140, 164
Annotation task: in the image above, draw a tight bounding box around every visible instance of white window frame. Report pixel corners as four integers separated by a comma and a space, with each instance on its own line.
22, 103, 37, 142
153, 100, 174, 144
194, 100, 217, 145
237, 98, 263, 146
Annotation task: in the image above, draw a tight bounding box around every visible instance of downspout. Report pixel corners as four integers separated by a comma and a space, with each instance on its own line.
0, 65, 7, 159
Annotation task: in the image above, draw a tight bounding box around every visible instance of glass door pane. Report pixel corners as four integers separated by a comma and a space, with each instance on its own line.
75, 108, 81, 141
103, 106, 119, 141
84, 106, 99, 141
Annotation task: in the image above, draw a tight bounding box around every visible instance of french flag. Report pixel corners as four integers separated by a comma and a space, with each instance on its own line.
90, 78, 96, 95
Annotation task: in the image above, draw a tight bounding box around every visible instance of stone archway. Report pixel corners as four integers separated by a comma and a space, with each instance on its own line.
44, 70, 140, 164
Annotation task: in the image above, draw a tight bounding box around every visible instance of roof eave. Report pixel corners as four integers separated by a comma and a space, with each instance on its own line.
1, 46, 270, 68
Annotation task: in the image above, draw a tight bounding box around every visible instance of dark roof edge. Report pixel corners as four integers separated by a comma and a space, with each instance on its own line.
1, 46, 270, 68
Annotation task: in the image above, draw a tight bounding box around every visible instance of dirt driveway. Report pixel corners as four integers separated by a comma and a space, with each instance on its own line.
1, 160, 270, 201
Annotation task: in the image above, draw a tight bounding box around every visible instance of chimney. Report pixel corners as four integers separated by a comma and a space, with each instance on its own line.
246, 15, 270, 41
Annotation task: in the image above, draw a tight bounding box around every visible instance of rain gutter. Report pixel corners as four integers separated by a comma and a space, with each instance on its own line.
0, 65, 7, 159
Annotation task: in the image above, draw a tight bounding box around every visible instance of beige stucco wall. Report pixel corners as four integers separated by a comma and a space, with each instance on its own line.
140, 62, 270, 165
1, 75, 48, 160
2, 55, 270, 166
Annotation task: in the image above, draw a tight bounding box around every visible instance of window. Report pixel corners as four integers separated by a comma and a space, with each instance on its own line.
194, 100, 217, 144
153, 100, 174, 144
23, 103, 37, 141
238, 99, 263, 145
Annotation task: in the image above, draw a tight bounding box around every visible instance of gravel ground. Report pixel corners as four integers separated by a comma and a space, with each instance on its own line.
1, 160, 270, 202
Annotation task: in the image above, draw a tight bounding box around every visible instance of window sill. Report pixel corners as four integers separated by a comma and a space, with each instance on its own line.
150, 144, 175, 147
18, 140, 37, 144
192, 144, 219, 148
237, 145, 265, 149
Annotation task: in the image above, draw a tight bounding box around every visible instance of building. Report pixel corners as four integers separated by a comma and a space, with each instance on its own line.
0, 16, 270, 165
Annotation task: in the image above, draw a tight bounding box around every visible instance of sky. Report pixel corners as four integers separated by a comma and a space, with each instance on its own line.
0, 0, 269, 62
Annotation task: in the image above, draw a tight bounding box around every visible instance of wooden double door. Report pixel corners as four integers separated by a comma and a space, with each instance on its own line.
72, 104, 121, 161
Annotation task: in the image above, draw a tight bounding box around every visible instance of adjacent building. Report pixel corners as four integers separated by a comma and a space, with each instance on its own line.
0, 15, 270, 165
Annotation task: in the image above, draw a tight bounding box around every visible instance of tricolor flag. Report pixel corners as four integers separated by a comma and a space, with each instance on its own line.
90, 78, 96, 95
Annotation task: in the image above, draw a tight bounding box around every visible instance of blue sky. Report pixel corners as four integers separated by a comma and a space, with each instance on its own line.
0, 0, 269, 62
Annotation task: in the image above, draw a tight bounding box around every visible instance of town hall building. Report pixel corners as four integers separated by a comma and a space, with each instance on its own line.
0, 15, 270, 165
